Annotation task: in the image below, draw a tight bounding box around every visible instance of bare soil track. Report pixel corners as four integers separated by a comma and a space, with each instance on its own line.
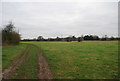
38, 52, 53, 79
2, 46, 29, 79
31, 44, 53, 79
2, 44, 53, 79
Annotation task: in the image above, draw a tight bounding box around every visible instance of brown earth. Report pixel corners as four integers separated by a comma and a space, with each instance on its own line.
38, 52, 53, 79
32, 44, 53, 79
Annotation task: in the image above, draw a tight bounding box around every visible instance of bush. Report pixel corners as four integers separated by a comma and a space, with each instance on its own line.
2, 22, 20, 45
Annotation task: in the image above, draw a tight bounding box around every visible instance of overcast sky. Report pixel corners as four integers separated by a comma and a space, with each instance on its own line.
1, 1, 118, 39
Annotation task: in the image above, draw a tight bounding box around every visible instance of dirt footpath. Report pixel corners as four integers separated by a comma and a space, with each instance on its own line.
38, 52, 53, 79
2, 46, 29, 79
32, 44, 53, 79
2, 44, 53, 79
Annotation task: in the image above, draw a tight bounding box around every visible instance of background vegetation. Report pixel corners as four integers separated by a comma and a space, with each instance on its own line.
22, 35, 120, 42
2, 22, 20, 45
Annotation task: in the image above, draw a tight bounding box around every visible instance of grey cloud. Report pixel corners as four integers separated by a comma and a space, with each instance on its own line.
1, 2, 118, 39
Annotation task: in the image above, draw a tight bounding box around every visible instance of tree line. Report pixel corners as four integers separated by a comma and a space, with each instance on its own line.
22, 35, 120, 42
2, 22, 119, 45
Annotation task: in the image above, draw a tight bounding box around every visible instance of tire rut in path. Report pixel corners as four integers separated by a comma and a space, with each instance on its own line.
34, 45, 53, 79
2, 46, 29, 79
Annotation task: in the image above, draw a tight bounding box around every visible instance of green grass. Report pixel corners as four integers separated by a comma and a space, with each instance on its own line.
28, 41, 118, 79
2, 43, 27, 69
10, 44, 39, 79
3, 41, 118, 79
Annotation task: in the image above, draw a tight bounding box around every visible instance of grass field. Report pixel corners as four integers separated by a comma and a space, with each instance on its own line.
2, 41, 118, 79
10, 44, 39, 79
2, 43, 27, 69
29, 41, 118, 79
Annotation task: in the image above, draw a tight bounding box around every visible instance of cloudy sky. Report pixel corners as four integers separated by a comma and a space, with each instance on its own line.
1, 1, 118, 39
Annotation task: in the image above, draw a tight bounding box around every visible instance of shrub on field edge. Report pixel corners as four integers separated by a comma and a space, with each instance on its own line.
2, 22, 20, 45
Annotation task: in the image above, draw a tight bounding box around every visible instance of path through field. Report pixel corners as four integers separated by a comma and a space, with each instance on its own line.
2, 44, 53, 79
32, 44, 53, 79
2, 46, 29, 79
37, 49, 53, 79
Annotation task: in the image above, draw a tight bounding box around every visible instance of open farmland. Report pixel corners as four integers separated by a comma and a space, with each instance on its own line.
9, 44, 39, 79
2, 1, 119, 80
27, 41, 118, 79
2, 41, 118, 79
2, 43, 27, 69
